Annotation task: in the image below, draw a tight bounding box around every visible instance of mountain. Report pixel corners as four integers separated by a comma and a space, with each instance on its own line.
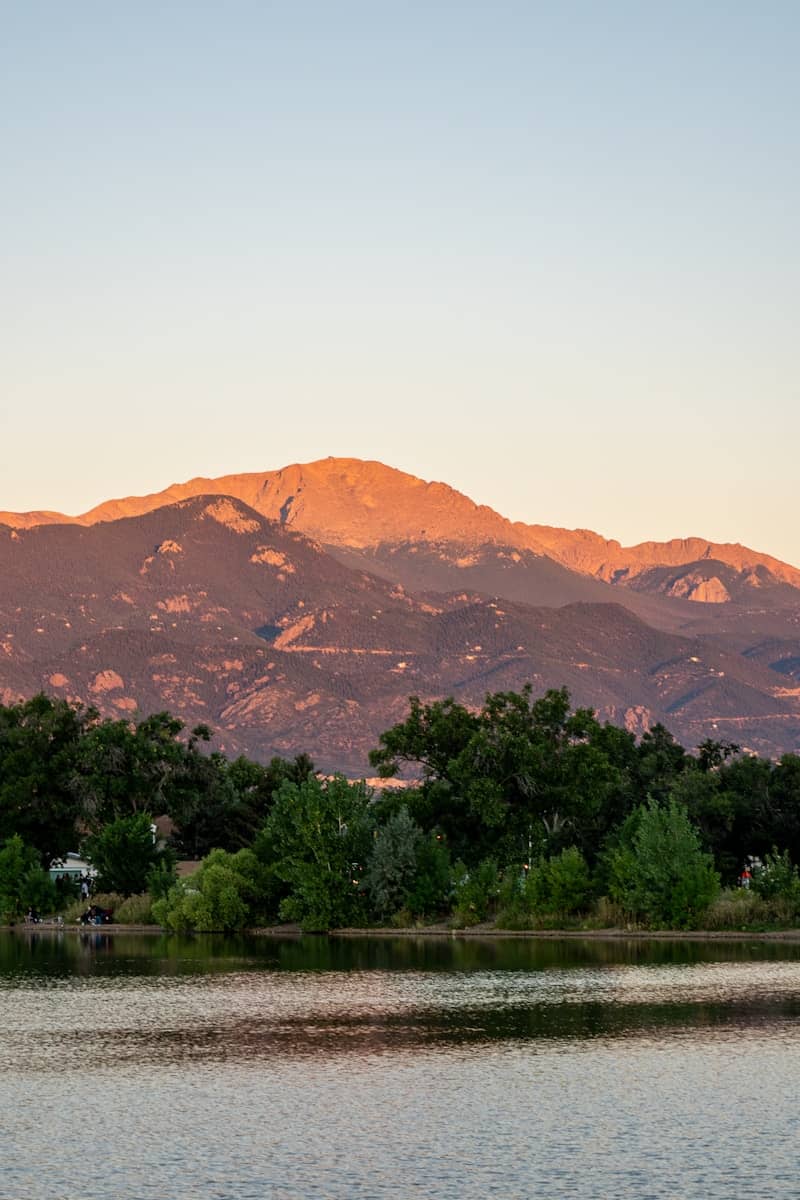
2, 491, 800, 770
5, 458, 799, 612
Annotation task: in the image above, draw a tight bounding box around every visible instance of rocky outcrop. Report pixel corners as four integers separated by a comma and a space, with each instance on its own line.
667, 573, 732, 604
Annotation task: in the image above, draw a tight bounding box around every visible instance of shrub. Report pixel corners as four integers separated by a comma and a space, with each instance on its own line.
278, 875, 345, 933
542, 847, 592, 916
451, 859, 499, 927
752, 849, 800, 905
495, 872, 534, 930
152, 848, 270, 932
146, 859, 179, 901
592, 896, 626, 928
20, 867, 59, 917
496, 848, 592, 928
702, 887, 799, 930
114, 893, 156, 924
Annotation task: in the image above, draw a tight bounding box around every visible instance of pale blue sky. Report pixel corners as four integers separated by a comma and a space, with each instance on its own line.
2, 2, 798, 561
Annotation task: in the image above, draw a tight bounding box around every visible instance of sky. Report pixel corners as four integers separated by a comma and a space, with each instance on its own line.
2, 2, 798, 561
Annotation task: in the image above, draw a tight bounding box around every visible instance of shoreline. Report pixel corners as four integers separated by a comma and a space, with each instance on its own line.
330, 925, 800, 942
5, 921, 800, 942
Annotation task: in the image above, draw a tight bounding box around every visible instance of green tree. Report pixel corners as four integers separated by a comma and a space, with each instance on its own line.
609, 800, 719, 928
634, 724, 690, 803
0, 694, 94, 864
169, 751, 317, 857
259, 774, 374, 931
83, 812, 176, 897
765, 755, 800, 865
370, 686, 628, 867
670, 764, 757, 884
363, 806, 423, 919
166, 751, 241, 858
74, 718, 146, 825
0, 834, 57, 920
697, 738, 740, 772
541, 846, 592, 915
406, 834, 452, 918
75, 711, 198, 828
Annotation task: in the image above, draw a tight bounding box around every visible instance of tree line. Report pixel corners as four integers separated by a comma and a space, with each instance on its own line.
2, 687, 800, 930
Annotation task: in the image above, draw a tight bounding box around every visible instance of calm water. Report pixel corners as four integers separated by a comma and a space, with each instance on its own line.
2, 933, 800, 1199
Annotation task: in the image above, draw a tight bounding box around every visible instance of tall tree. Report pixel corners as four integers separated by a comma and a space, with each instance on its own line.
83, 812, 176, 897
259, 774, 374, 931
370, 686, 628, 866
0, 694, 94, 864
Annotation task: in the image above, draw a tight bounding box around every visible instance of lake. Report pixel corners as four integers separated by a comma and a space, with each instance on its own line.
2, 931, 799, 1199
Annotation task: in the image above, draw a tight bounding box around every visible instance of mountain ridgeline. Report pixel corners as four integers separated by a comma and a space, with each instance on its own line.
2, 459, 800, 770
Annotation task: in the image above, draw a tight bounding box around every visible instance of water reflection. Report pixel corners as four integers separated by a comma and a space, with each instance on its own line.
3, 931, 800, 1072
3, 932, 800, 1200
4, 926, 800, 979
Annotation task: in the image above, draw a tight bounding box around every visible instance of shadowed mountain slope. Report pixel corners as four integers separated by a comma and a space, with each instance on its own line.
6, 458, 800, 640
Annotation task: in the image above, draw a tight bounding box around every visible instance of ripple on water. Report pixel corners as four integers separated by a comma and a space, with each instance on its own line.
2, 936, 800, 1199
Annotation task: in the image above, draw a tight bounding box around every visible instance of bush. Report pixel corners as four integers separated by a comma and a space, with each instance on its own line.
114, 893, 156, 924
152, 848, 270, 932
278, 876, 345, 933
20, 867, 59, 917
752, 849, 800, 904
702, 887, 799, 930
62, 891, 156, 925
496, 848, 592, 928
543, 847, 592, 915
146, 859, 179, 900
591, 896, 626, 928
451, 859, 499, 927
496, 867, 529, 928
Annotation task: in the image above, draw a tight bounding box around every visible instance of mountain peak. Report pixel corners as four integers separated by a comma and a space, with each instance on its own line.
2, 456, 799, 590
69, 458, 539, 553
